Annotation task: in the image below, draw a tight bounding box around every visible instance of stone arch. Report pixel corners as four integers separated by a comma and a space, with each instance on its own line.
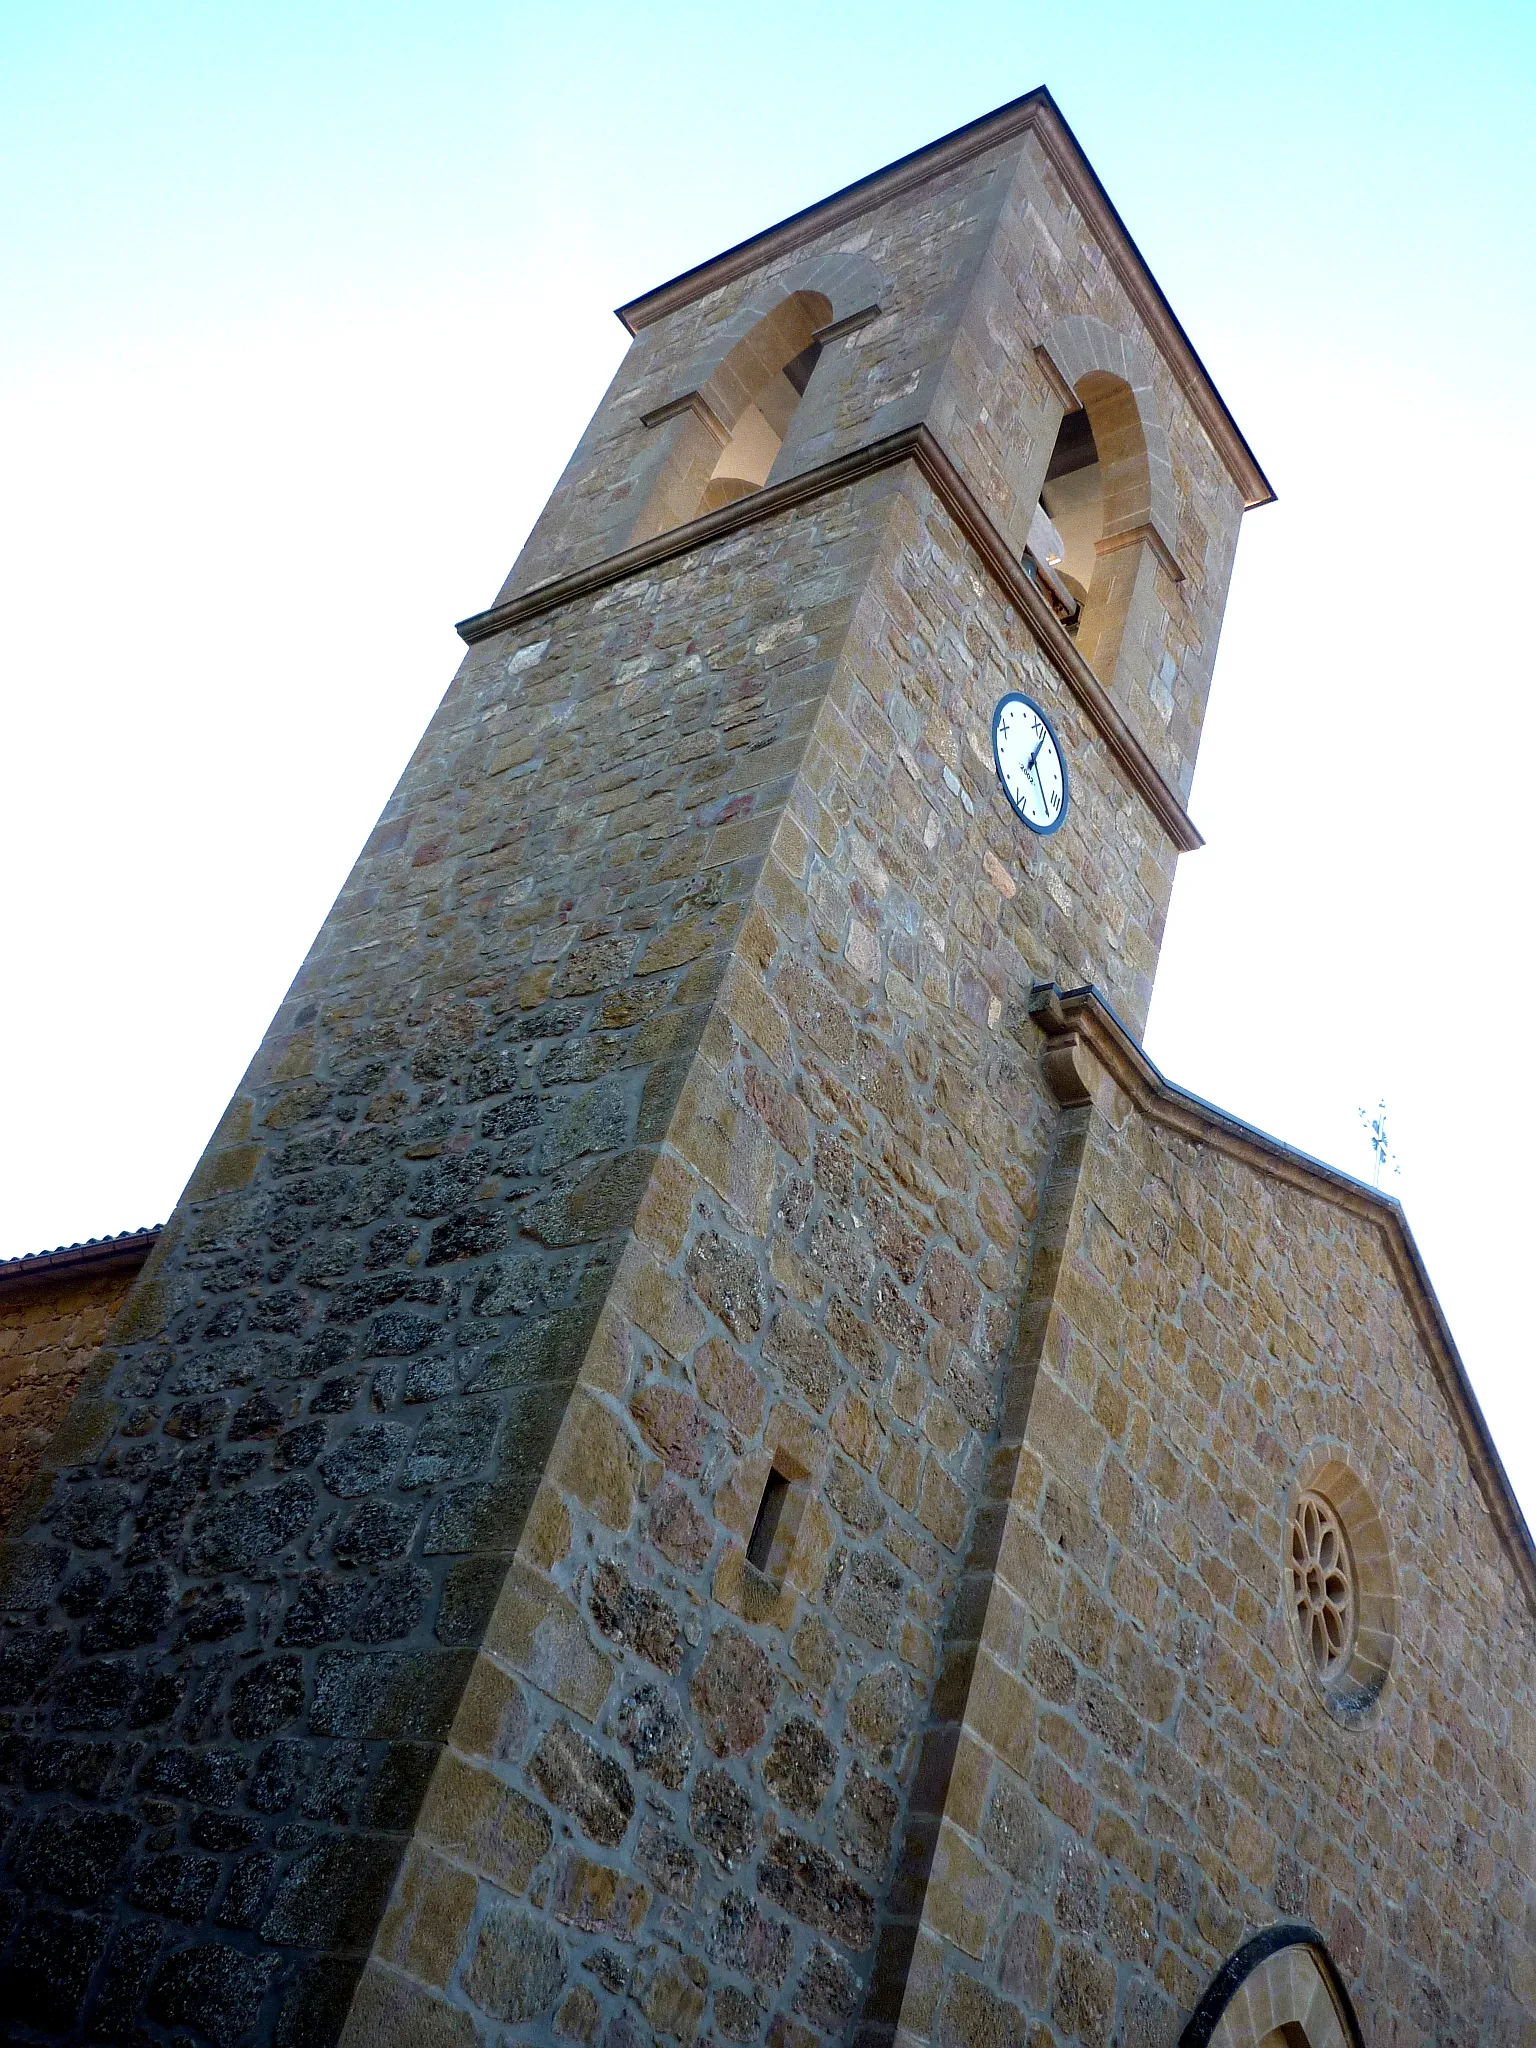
1030, 311, 1186, 698
630, 250, 886, 544
677, 246, 887, 400
1180, 1926, 1364, 2048
1045, 311, 1179, 553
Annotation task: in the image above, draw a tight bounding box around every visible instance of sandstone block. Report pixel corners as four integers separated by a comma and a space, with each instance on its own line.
531, 1719, 636, 1846
416, 1749, 552, 1892
690, 1626, 777, 1757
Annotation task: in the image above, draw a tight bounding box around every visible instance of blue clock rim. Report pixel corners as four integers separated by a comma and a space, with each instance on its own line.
992, 691, 1069, 836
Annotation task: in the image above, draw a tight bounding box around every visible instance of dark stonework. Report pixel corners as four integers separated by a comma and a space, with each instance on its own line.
0, 488, 841, 2035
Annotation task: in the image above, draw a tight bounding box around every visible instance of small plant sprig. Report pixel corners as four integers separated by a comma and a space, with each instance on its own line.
1358, 1099, 1401, 1190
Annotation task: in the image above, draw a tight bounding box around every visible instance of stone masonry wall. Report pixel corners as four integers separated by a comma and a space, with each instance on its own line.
0, 1262, 150, 1531
0, 477, 890, 2047
0, 104, 1270, 2048
901, 1032, 1536, 2048
340, 460, 1198, 2045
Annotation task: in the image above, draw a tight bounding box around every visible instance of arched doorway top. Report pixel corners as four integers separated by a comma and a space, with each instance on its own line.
1180, 1924, 1364, 2048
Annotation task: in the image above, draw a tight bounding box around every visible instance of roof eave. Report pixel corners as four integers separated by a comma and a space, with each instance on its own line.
0, 1227, 162, 1296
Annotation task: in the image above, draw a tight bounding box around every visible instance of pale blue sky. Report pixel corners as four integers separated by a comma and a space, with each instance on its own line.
3, 3, 1534, 1495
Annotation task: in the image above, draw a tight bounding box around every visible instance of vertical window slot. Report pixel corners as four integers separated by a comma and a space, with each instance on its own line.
746, 1467, 792, 1576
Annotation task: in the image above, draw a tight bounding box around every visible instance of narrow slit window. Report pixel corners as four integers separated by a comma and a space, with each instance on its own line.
746, 1467, 792, 1576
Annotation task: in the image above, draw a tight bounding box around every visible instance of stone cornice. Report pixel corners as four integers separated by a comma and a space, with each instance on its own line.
457, 424, 1204, 854
614, 89, 1274, 511
1030, 984, 1536, 1622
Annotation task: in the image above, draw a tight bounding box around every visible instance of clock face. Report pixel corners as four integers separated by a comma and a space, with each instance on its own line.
993, 692, 1068, 835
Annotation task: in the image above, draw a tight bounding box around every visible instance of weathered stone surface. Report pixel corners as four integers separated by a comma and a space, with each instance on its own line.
937, 1974, 1027, 2048
647, 1484, 713, 1572
531, 1719, 636, 1846
186, 1479, 314, 1569
758, 1834, 874, 1950
228, 1655, 305, 1737
617, 1681, 694, 1790
790, 1614, 838, 1692
630, 1383, 707, 1479
463, 1904, 567, 2022
416, 1749, 552, 1891
792, 1943, 859, 2028
635, 1946, 709, 2041
689, 1627, 776, 1758
689, 1767, 757, 1869
692, 1337, 763, 1437
762, 1714, 837, 1818
260, 1835, 401, 1948
635, 1820, 699, 1907
145, 1942, 276, 2045
685, 1232, 762, 1340
0, 1245, 154, 1524
340, 1964, 476, 2048
708, 1889, 793, 1986
836, 1548, 904, 1648
846, 1664, 914, 1763
333, 1500, 418, 1567
714, 1983, 764, 2044
553, 1848, 652, 1936
834, 1762, 899, 1875
588, 1560, 683, 1673
762, 1308, 836, 1413
555, 1982, 603, 2043
310, 1647, 474, 1739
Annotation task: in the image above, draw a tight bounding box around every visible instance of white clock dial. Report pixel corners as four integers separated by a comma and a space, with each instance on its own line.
992, 692, 1068, 835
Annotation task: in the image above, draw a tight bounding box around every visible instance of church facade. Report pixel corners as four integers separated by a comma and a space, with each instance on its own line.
2, 89, 1533, 2048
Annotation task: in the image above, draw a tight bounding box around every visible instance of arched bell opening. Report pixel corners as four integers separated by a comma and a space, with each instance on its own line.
1026, 367, 1156, 676
632, 289, 833, 542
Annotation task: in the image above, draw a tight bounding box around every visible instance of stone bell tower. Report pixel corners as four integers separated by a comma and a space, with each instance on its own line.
0, 91, 1269, 2047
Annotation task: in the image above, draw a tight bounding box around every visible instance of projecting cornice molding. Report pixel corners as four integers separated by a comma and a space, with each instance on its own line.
456, 423, 1204, 854
1029, 983, 1536, 1622
615, 88, 1273, 510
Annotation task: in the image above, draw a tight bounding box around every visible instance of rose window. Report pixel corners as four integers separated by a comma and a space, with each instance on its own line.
1289, 1491, 1355, 1681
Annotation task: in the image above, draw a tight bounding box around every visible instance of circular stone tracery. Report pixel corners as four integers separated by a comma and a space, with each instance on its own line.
1290, 1492, 1355, 1681
1284, 1458, 1398, 1723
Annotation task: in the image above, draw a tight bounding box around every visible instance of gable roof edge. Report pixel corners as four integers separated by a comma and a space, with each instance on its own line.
1034, 984, 1536, 1622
